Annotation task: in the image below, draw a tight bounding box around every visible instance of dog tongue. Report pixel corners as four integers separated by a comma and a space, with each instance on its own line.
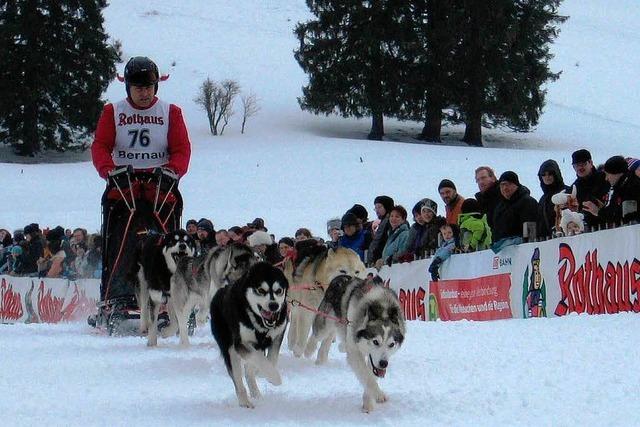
261, 310, 275, 321
373, 366, 386, 378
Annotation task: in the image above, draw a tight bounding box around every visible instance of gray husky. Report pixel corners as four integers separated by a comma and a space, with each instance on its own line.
162, 242, 258, 346
305, 275, 405, 413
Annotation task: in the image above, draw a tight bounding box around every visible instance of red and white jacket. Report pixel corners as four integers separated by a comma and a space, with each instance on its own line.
91, 97, 191, 179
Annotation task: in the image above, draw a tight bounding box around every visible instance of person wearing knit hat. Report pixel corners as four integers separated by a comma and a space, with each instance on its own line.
584, 155, 640, 224
247, 230, 272, 247
406, 198, 441, 258
247, 217, 268, 232
438, 179, 465, 225
338, 211, 368, 261
559, 209, 585, 236
367, 195, 394, 265
492, 171, 538, 243
348, 204, 369, 224
604, 155, 628, 175
196, 218, 216, 252
570, 149, 609, 228
248, 231, 283, 265
627, 157, 640, 178
185, 219, 198, 238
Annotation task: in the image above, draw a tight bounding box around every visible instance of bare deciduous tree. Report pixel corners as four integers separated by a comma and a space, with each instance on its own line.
241, 92, 260, 134
194, 77, 216, 135
194, 78, 240, 136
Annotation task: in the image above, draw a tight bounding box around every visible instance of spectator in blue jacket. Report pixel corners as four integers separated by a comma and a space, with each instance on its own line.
338, 212, 368, 261
377, 205, 410, 268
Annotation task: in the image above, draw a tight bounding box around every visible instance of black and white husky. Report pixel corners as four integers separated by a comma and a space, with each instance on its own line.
132, 230, 196, 347
210, 262, 289, 408
305, 275, 406, 413
161, 242, 259, 346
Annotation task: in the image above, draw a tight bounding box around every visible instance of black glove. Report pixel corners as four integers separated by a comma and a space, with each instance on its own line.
428, 257, 442, 282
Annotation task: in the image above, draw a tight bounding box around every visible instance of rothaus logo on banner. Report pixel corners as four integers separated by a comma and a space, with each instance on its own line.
555, 243, 640, 316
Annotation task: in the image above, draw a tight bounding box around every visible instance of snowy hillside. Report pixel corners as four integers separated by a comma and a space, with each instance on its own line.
1, 0, 639, 238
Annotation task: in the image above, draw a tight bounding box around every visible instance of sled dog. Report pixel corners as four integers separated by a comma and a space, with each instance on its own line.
205, 242, 259, 295
160, 242, 258, 345
132, 230, 196, 346
284, 246, 366, 357
210, 262, 289, 408
305, 275, 405, 413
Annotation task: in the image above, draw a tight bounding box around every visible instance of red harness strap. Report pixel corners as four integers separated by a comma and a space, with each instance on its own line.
287, 297, 350, 325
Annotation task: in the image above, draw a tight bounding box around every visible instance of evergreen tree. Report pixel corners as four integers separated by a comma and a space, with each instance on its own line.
397, 0, 458, 142
448, 0, 566, 146
294, 0, 406, 140
0, 0, 120, 156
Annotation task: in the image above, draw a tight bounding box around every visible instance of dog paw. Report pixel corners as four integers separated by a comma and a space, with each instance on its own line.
375, 391, 388, 403
238, 397, 255, 409
315, 355, 328, 365
146, 338, 157, 347
265, 369, 282, 386
248, 386, 262, 399
361, 401, 374, 413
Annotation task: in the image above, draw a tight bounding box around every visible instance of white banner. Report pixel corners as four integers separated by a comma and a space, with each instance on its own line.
378, 224, 640, 321
0, 276, 99, 324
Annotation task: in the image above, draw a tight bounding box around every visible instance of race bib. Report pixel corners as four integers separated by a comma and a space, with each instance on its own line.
112, 99, 170, 169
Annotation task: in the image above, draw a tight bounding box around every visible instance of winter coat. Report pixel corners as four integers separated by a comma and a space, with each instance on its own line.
367, 216, 391, 264
492, 185, 539, 242
433, 237, 456, 262
405, 218, 442, 257
475, 184, 501, 232
572, 169, 610, 227
19, 236, 44, 274
381, 222, 410, 263
445, 195, 465, 225
339, 229, 368, 261
598, 172, 640, 224
458, 212, 492, 251
537, 159, 571, 238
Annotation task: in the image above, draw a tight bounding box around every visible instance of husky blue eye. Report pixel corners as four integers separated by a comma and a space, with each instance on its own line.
274, 288, 283, 296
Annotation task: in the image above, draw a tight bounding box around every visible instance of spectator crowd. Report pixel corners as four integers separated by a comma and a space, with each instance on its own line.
3, 149, 639, 283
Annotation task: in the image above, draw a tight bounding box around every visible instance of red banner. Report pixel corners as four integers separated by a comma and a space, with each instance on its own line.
430, 274, 513, 321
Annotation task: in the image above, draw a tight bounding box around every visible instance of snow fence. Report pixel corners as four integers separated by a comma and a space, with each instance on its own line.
2, 224, 639, 324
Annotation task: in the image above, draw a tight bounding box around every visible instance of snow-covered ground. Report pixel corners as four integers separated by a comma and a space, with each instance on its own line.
3, 313, 639, 426
2, 1, 640, 425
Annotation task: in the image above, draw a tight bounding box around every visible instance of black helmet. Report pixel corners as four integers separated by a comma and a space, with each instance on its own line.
124, 56, 159, 95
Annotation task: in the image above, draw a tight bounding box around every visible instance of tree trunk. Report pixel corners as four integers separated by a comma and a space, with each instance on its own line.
20, 100, 38, 156
462, 112, 483, 146
368, 112, 384, 140
420, 104, 442, 142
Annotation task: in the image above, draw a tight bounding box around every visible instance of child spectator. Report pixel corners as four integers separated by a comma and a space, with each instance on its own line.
428, 221, 458, 281
457, 198, 492, 252
559, 210, 585, 236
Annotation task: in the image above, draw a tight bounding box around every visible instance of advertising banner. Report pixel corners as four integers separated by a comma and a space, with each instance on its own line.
429, 274, 512, 321
0, 276, 99, 324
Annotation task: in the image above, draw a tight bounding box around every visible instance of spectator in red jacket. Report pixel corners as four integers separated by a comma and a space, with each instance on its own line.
91, 56, 191, 179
